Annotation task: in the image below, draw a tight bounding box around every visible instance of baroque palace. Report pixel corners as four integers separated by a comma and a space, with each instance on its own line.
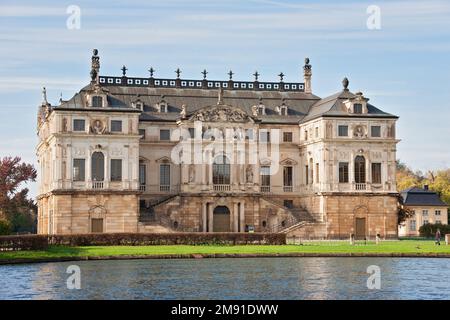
36, 50, 400, 239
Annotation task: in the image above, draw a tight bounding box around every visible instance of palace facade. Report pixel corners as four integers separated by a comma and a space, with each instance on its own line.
36, 50, 400, 238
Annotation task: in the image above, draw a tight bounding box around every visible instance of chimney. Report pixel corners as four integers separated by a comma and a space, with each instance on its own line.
423, 184, 429, 191
303, 57, 312, 94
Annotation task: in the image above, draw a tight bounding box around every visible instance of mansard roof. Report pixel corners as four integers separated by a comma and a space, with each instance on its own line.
400, 187, 448, 207
303, 89, 398, 122
58, 81, 320, 124
52, 53, 397, 124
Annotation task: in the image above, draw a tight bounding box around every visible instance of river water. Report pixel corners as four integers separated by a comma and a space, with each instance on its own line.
0, 257, 449, 300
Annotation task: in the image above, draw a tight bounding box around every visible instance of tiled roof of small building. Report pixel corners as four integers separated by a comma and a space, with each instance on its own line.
400, 187, 448, 207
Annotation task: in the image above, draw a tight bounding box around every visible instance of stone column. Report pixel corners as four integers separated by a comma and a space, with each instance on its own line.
208, 152, 213, 185
202, 202, 207, 232
233, 202, 239, 232
208, 203, 214, 232
240, 202, 245, 232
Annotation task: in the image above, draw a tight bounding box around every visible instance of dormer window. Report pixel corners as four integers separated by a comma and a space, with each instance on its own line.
133, 101, 144, 111
279, 105, 288, 116
92, 96, 103, 108
157, 95, 168, 113
344, 92, 369, 114
258, 105, 265, 115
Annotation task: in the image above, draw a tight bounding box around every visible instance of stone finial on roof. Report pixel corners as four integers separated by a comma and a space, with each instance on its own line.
175, 68, 182, 79
342, 77, 349, 91
42, 87, 48, 105
148, 67, 155, 78
304, 57, 311, 70
90, 49, 100, 84
303, 57, 312, 94
253, 71, 260, 82
228, 70, 234, 80
121, 65, 128, 77
201, 69, 208, 80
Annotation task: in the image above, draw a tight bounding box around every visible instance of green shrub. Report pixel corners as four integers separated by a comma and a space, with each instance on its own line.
0, 233, 286, 251
419, 223, 450, 238
0, 234, 48, 251
48, 232, 286, 246
0, 220, 11, 236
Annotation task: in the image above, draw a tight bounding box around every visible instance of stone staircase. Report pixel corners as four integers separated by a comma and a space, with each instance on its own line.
139, 194, 179, 223
262, 197, 315, 233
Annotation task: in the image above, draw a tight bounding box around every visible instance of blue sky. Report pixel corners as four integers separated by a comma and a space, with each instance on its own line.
1, 0, 450, 197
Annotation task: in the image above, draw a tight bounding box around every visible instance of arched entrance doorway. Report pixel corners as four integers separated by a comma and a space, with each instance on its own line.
213, 206, 230, 232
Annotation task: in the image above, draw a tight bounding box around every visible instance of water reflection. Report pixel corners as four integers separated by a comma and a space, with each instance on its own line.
0, 257, 449, 300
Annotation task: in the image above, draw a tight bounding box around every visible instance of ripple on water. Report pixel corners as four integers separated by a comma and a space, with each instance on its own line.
0, 257, 449, 300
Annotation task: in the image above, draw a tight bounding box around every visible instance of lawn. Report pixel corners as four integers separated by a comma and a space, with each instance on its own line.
1, 240, 449, 263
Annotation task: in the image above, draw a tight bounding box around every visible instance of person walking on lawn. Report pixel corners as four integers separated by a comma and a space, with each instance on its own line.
435, 229, 441, 245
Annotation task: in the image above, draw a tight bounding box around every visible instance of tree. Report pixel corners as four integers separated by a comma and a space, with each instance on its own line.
396, 160, 424, 191
0, 156, 37, 234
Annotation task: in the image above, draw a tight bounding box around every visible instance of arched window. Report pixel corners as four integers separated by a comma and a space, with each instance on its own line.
213, 155, 230, 185
91, 152, 104, 181
354, 156, 366, 183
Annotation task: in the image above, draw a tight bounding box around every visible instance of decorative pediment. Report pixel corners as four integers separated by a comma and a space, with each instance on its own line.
280, 158, 298, 165
155, 156, 172, 164
189, 105, 252, 123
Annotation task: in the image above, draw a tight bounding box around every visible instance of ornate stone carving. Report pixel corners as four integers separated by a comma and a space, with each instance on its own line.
180, 104, 187, 119
91, 119, 106, 134
353, 125, 367, 138
191, 106, 250, 123
326, 121, 333, 139
62, 118, 67, 132
246, 165, 254, 183
188, 164, 195, 183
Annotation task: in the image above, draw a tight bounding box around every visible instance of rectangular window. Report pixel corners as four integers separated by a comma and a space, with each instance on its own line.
110, 159, 122, 181
371, 126, 381, 137
423, 220, 429, 225
283, 166, 293, 187
111, 120, 122, 132
73, 119, 85, 132
139, 128, 146, 139
246, 129, 254, 140
423, 210, 428, 216
435, 210, 441, 216
188, 128, 195, 139
354, 103, 363, 114
410, 220, 416, 231
339, 162, 349, 183
92, 96, 103, 108
371, 163, 382, 184
73, 159, 85, 181
436, 220, 441, 224
304, 130, 308, 141
260, 166, 270, 190
315, 127, 319, 138
160, 129, 170, 141
338, 125, 348, 137
160, 164, 170, 187
139, 163, 146, 185
259, 131, 270, 142
283, 132, 293, 142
